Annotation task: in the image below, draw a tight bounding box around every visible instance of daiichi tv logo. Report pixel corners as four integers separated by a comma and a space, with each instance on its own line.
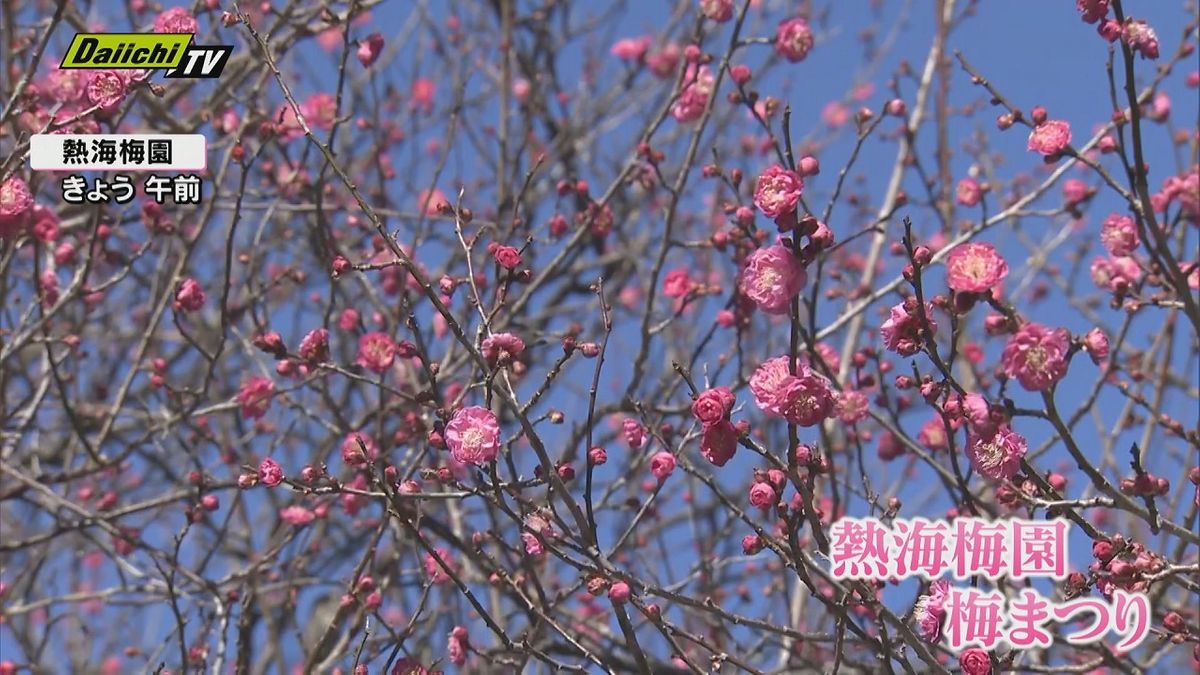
59, 33, 231, 78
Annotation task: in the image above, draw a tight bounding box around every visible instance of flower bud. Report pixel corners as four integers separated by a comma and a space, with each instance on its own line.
588, 447, 608, 465
741, 534, 764, 555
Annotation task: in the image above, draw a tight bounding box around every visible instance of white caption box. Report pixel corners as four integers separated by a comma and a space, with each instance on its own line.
29, 134, 207, 171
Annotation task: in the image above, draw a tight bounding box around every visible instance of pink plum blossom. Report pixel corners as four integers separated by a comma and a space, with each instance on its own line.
967, 425, 1027, 480
699, 420, 738, 467
749, 355, 802, 417
956, 177, 983, 206
610, 36, 651, 62
86, 71, 126, 110
1100, 213, 1139, 257
1027, 120, 1072, 156
0, 177, 34, 237
836, 389, 869, 424
341, 432, 377, 466
777, 372, 834, 427
699, 0, 733, 22
753, 165, 804, 218
623, 418, 646, 448
1123, 19, 1159, 59
257, 458, 283, 487
1083, 328, 1110, 364
237, 377, 275, 419
774, 17, 814, 62
279, 506, 316, 526
662, 268, 692, 298
1076, 0, 1109, 23
880, 301, 936, 356
447, 626, 468, 666
738, 244, 806, 314
1001, 323, 1071, 391
944, 242, 1009, 294
692, 386, 735, 427
1090, 255, 1141, 292
481, 332, 525, 364
417, 188, 448, 215
671, 65, 714, 123
153, 7, 198, 33
423, 548, 456, 584
959, 648, 993, 675
175, 278, 206, 312
913, 579, 949, 642
356, 332, 397, 373
297, 328, 329, 362
445, 406, 501, 466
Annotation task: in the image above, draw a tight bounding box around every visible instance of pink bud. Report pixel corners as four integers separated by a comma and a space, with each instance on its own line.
493, 245, 522, 270
356, 33, 384, 68
257, 458, 283, 487
913, 246, 932, 266
748, 482, 776, 510
1109, 559, 1135, 577
1082, 327, 1109, 364
332, 255, 351, 277
649, 451, 676, 480
983, 314, 1010, 335
741, 534, 764, 554
1098, 19, 1122, 42
364, 591, 382, 610
588, 446, 608, 465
